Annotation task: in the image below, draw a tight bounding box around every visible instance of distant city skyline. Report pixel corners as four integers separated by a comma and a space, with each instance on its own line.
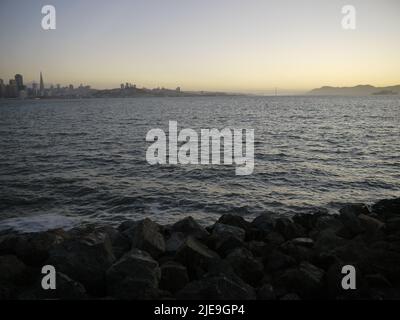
1, 0, 400, 94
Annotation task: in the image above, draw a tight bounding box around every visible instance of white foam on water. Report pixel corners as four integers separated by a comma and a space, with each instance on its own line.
0, 214, 78, 233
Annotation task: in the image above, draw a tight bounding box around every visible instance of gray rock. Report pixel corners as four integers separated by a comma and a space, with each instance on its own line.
257, 283, 276, 300
209, 223, 246, 257
106, 249, 161, 299
264, 250, 296, 272
277, 262, 325, 298
372, 198, 400, 219
165, 232, 186, 253
225, 247, 264, 286
275, 218, 306, 240
171, 216, 209, 240
48, 230, 116, 295
251, 214, 275, 235
292, 237, 314, 248
358, 214, 385, 235
123, 218, 165, 258
175, 236, 220, 278
160, 261, 189, 293
338, 209, 364, 238
280, 241, 313, 263
217, 214, 252, 233
340, 203, 371, 217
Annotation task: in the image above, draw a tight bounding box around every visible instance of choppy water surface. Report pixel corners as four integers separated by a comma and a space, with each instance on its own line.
0, 96, 399, 231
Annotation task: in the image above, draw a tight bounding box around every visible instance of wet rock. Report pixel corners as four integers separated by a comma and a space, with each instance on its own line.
217, 214, 252, 233
160, 261, 189, 293
171, 216, 209, 241
19, 272, 87, 300
338, 209, 364, 238
106, 249, 161, 299
251, 214, 275, 236
340, 203, 371, 217
277, 262, 325, 298
280, 241, 313, 263
257, 283, 276, 300
264, 231, 285, 246
176, 275, 256, 300
292, 237, 314, 248
96, 226, 131, 260
48, 230, 116, 295
124, 218, 165, 258
0, 255, 29, 285
264, 249, 296, 272
165, 232, 186, 253
209, 223, 246, 256
372, 198, 400, 219
275, 218, 306, 240
1, 230, 67, 266
175, 236, 220, 278
225, 247, 264, 286
358, 214, 385, 238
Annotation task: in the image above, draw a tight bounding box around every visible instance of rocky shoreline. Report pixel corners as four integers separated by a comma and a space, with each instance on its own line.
1, 198, 400, 300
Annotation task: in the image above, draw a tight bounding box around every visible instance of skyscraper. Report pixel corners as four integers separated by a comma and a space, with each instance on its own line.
14, 74, 24, 91
39, 72, 44, 96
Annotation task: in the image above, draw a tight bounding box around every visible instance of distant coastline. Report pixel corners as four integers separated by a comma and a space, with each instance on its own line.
308, 84, 400, 96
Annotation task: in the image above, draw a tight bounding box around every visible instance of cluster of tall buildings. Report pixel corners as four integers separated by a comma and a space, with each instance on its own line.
0, 72, 93, 99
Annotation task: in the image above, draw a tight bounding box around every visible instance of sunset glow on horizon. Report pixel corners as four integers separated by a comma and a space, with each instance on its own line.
1, 0, 399, 93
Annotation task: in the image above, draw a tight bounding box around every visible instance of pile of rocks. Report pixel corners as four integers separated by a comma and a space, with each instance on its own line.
0, 198, 399, 300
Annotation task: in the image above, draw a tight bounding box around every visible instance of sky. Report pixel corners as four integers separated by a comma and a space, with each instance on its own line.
0, 0, 399, 94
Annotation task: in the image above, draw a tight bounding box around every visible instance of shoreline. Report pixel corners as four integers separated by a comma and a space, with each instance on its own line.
0, 197, 399, 300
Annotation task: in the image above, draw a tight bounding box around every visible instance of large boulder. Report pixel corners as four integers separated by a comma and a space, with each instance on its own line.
337, 209, 364, 238
250, 214, 275, 238
276, 262, 325, 299
0, 230, 67, 266
160, 261, 189, 293
176, 275, 256, 300
274, 218, 306, 240
372, 198, 400, 219
96, 225, 131, 260
0, 255, 30, 285
225, 247, 264, 287
170, 216, 209, 241
165, 232, 186, 254
175, 236, 220, 279
106, 249, 161, 299
209, 223, 246, 256
123, 218, 165, 258
264, 249, 296, 273
340, 203, 371, 217
217, 214, 252, 234
47, 230, 116, 295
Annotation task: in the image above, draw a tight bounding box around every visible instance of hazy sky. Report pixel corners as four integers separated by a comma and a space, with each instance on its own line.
0, 0, 399, 93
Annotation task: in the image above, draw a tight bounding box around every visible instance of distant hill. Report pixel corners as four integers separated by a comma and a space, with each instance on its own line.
308, 85, 400, 96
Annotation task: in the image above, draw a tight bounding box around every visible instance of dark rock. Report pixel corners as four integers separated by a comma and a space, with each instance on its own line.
106, 249, 161, 299
176, 275, 256, 300
277, 262, 325, 298
217, 214, 252, 233
209, 223, 246, 256
340, 203, 371, 217
338, 209, 364, 238
275, 218, 306, 240
292, 237, 314, 248
264, 250, 296, 272
251, 214, 275, 235
19, 272, 87, 300
225, 247, 264, 286
314, 229, 346, 253
293, 213, 320, 232
171, 216, 209, 240
365, 274, 392, 289
48, 230, 116, 295
247, 240, 271, 257
165, 232, 186, 253
124, 218, 165, 258
257, 283, 276, 300
1, 230, 67, 266
280, 241, 313, 263
0, 255, 29, 285
264, 231, 285, 246
175, 237, 220, 279
160, 261, 189, 293
372, 198, 400, 219
385, 217, 400, 234
358, 214, 385, 239
96, 226, 131, 259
